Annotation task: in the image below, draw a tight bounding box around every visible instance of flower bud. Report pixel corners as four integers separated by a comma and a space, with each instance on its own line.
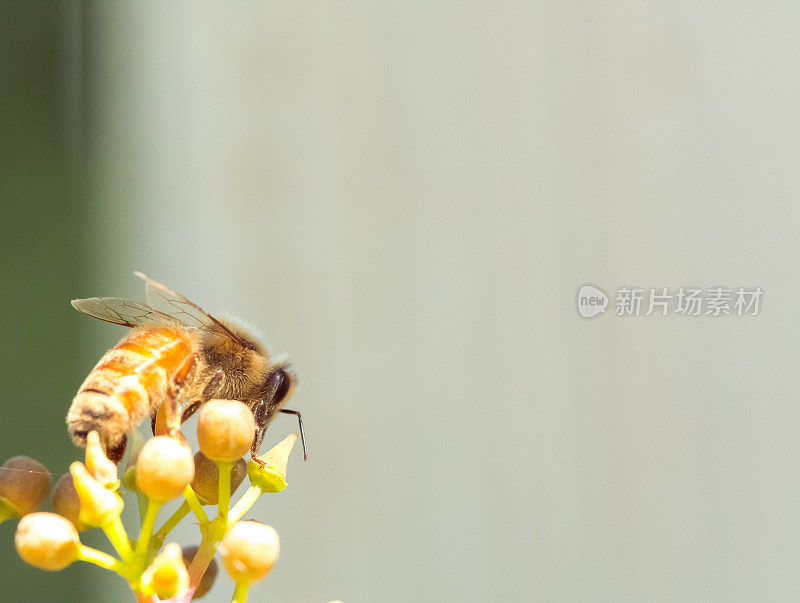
0, 456, 52, 517
51, 474, 87, 531
197, 400, 255, 463
220, 521, 280, 584
191, 452, 247, 505
121, 466, 137, 492
246, 433, 297, 493
70, 462, 123, 527
85, 431, 119, 490
181, 545, 218, 598
140, 542, 189, 599
135, 436, 194, 502
15, 512, 79, 570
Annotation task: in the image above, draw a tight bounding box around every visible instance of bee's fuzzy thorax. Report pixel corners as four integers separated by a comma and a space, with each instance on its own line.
216, 314, 270, 353
212, 316, 298, 398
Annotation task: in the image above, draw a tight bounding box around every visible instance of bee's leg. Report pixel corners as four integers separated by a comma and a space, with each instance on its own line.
151, 399, 181, 438
180, 400, 201, 423
152, 398, 199, 435
249, 399, 269, 466
174, 370, 220, 426
279, 409, 308, 461
161, 355, 197, 437
201, 370, 224, 400
164, 396, 181, 437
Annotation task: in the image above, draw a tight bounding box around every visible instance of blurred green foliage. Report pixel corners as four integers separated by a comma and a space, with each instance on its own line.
0, 3, 95, 600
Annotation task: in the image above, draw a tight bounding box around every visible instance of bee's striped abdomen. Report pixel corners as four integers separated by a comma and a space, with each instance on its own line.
67, 327, 195, 453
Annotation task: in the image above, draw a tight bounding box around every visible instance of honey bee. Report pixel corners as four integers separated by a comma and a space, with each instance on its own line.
67, 272, 306, 464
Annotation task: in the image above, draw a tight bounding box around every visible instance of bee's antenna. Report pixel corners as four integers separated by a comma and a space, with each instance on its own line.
279, 409, 308, 461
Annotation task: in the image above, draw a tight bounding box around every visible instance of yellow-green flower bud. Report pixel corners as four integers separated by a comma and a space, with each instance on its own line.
246, 433, 297, 493
220, 521, 280, 584
181, 545, 218, 598
0, 456, 52, 517
15, 512, 79, 570
121, 465, 137, 492
140, 542, 189, 599
70, 461, 123, 527
85, 431, 119, 490
51, 474, 87, 531
135, 436, 194, 502
197, 400, 255, 463
191, 452, 247, 505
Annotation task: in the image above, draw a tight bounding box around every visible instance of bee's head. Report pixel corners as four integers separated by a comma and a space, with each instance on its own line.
264, 365, 296, 405
254, 364, 296, 422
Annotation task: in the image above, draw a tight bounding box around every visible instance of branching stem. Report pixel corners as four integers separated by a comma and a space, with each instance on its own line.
135, 498, 162, 556
228, 485, 262, 523
216, 461, 233, 519
183, 485, 209, 524
103, 514, 132, 559
153, 500, 190, 547
77, 544, 123, 572
232, 581, 250, 603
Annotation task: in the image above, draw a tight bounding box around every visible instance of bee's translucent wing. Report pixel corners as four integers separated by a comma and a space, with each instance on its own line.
71, 297, 179, 328
134, 271, 247, 344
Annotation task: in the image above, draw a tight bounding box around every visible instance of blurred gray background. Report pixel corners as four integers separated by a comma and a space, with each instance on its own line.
3, 2, 800, 601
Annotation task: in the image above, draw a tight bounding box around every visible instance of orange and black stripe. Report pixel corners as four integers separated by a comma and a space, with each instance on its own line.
68, 327, 195, 453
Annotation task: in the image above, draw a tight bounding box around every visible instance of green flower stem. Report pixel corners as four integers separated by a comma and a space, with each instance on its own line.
187, 520, 225, 590
136, 489, 148, 527
135, 498, 162, 556
103, 514, 132, 559
152, 500, 190, 546
183, 484, 209, 524
216, 461, 233, 518
77, 544, 123, 572
228, 485, 262, 524
231, 581, 250, 603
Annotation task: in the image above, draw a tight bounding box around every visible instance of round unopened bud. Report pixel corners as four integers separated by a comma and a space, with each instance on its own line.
136, 437, 195, 502
51, 474, 86, 531
197, 400, 255, 463
181, 545, 218, 598
15, 512, 79, 570
220, 521, 280, 584
191, 452, 247, 505
0, 456, 51, 516
140, 542, 189, 599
